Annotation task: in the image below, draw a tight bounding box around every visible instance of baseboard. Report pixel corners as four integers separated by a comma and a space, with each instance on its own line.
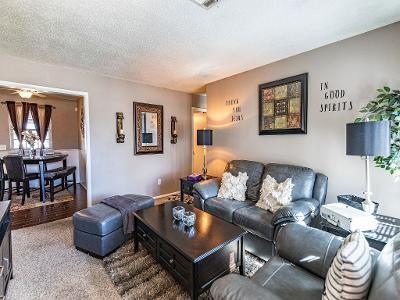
154, 191, 179, 199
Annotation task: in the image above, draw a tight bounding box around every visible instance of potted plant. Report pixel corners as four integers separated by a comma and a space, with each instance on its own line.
356, 87, 400, 180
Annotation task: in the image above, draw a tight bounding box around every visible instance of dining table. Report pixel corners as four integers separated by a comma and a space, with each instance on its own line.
1, 153, 68, 202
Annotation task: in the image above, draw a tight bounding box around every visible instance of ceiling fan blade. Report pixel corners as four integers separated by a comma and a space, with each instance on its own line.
34, 93, 46, 98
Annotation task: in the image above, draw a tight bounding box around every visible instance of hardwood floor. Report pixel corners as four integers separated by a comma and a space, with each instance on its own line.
11, 184, 87, 230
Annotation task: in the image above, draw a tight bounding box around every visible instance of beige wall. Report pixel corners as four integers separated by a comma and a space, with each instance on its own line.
206, 22, 400, 217
0, 55, 192, 202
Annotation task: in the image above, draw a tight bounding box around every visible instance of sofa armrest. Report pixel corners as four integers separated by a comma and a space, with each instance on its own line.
192, 179, 220, 210
193, 178, 220, 199
276, 223, 342, 279
313, 173, 328, 204
210, 274, 281, 300
272, 198, 320, 226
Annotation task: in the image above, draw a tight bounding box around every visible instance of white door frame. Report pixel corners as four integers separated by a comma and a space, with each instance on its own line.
0, 80, 93, 206
191, 107, 207, 172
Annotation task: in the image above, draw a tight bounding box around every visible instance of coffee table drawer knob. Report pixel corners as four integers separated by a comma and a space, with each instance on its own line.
169, 258, 174, 264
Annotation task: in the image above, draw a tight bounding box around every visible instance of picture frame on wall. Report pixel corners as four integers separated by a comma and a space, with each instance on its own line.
133, 101, 163, 155
259, 73, 308, 135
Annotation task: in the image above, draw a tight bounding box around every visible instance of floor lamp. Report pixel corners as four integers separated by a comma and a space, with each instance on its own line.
197, 129, 213, 180
346, 120, 390, 214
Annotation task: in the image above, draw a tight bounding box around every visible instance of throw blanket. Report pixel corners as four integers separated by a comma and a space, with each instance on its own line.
101, 195, 139, 234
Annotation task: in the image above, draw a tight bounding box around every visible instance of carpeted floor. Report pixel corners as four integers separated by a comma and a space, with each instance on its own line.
7, 218, 120, 300
8, 196, 265, 299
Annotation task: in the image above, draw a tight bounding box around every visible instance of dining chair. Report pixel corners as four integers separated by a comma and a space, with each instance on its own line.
3, 156, 40, 205
0, 159, 7, 201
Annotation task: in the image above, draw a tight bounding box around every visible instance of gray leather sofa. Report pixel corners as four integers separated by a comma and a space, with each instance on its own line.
193, 160, 328, 260
211, 223, 399, 300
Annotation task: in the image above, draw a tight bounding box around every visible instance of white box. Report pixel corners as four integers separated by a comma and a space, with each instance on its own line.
321, 203, 378, 232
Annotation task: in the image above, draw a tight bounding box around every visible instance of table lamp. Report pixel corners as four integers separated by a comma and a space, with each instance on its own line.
197, 129, 213, 179
346, 120, 390, 213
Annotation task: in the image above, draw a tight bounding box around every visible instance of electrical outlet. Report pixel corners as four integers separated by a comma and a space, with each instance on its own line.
157, 178, 162, 185
0, 145, 6, 151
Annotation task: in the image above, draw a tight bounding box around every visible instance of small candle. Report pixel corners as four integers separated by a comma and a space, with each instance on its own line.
173, 129, 177, 135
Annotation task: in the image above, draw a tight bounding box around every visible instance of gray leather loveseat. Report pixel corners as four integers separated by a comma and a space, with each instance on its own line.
193, 160, 328, 260
211, 223, 399, 300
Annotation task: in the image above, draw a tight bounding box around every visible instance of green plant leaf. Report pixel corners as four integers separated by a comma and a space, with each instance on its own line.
362, 86, 399, 178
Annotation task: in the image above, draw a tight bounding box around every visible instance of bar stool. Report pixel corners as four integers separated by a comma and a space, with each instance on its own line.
44, 166, 77, 202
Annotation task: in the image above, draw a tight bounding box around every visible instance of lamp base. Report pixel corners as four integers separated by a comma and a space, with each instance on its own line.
202, 167, 207, 180
362, 200, 377, 215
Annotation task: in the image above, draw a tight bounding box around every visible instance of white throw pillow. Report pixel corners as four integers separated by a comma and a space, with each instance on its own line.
256, 175, 294, 212
217, 172, 249, 201
323, 230, 372, 300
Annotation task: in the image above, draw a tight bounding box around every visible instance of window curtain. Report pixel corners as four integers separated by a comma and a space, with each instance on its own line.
29, 103, 41, 145
29, 103, 52, 149
6, 101, 30, 149
41, 105, 52, 148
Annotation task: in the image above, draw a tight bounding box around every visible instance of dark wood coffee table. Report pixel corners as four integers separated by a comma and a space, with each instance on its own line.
133, 201, 246, 299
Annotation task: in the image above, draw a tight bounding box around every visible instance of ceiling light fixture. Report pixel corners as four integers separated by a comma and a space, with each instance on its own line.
17, 89, 34, 99
191, 0, 219, 10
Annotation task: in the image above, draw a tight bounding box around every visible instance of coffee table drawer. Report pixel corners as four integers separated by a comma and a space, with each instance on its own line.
136, 221, 157, 256
158, 238, 192, 289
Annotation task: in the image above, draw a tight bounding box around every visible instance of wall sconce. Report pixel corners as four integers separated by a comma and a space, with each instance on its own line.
116, 112, 125, 143
171, 116, 178, 144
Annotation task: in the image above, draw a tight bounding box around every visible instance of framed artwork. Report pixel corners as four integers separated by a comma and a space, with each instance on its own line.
259, 73, 308, 135
133, 102, 163, 154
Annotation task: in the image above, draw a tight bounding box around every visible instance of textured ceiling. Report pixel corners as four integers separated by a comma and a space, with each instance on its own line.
0, 0, 400, 93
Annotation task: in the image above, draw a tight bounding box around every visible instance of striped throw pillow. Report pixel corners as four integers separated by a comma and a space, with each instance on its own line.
323, 230, 372, 300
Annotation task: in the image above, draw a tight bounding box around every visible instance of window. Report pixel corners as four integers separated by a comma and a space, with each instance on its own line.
9, 112, 52, 149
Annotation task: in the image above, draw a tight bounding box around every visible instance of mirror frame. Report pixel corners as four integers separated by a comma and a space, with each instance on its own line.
133, 101, 163, 155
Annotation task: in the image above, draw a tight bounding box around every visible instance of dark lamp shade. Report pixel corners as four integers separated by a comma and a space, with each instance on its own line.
346, 120, 390, 156
197, 129, 213, 146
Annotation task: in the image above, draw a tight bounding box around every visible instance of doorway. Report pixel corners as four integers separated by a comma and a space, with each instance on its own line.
192, 108, 207, 174
0, 80, 91, 228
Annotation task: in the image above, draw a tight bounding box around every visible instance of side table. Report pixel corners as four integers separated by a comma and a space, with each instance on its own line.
318, 214, 400, 250
180, 175, 218, 203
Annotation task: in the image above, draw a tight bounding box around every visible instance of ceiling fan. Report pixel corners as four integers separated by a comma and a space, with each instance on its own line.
8, 88, 47, 99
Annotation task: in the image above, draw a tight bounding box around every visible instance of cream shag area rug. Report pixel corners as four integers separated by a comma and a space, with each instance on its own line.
103, 241, 265, 300
7, 218, 120, 300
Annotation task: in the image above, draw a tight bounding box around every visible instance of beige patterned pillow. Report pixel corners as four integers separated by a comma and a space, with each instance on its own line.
256, 175, 294, 212
217, 172, 248, 201
323, 230, 372, 300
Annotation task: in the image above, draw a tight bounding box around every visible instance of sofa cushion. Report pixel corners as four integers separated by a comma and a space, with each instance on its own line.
233, 205, 275, 241
264, 163, 316, 200
323, 230, 372, 300
276, 223, 342, 279
368, 232, 400, 300
73, 203, 122, 236
204, 197, 253, 222
256, 175, 294, 213
251, 256, 325, 300
217, 171, 249, 201
225, 160, 265, 202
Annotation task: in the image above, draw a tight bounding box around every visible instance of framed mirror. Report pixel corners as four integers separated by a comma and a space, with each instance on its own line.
133, 102, 163, 154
